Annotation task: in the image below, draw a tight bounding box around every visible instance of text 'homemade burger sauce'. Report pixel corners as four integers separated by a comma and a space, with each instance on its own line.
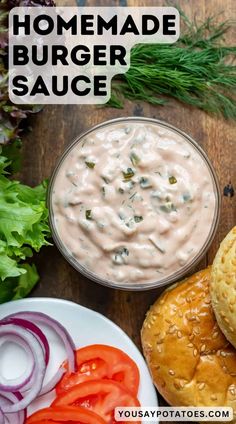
50, 119, 218, 286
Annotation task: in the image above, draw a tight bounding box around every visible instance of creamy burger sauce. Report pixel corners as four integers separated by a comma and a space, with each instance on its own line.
51, 121, 216, 285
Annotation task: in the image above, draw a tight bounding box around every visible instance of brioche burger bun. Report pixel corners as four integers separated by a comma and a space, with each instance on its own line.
141, 268, 236, 418
210, 227, 236, 348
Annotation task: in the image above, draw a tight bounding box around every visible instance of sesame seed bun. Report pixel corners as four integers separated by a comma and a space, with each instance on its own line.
141, 268, 236, 416
210, 227, 236, 348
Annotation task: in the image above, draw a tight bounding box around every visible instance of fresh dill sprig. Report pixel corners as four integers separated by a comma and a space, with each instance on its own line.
109, 16, 236, 119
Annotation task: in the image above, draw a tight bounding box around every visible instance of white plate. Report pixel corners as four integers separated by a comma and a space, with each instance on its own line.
0, 298, 158, 420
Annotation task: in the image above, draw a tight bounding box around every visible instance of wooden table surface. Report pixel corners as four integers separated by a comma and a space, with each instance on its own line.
19, 0, 235, 414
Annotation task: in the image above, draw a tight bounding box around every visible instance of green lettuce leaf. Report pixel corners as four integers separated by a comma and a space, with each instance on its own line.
0, 264, 39, 303
0, 253, 26, 281
13, 264, 39, 300
0, 152, 51, 303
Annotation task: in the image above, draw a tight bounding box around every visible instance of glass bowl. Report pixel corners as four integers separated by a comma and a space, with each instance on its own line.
48, 117, 221, 291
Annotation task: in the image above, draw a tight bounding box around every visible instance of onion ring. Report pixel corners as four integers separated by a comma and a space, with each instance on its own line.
0, 335, 35, 392
1, 318, 50, 365
0, 311, 77, 416
6, 312, 76, 372
0, 408, 4, 424
39, 367, 65, 396
0, 325, 46, 413
0, 392, 26, 424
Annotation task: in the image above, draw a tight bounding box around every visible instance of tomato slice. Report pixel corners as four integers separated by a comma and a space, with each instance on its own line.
26, 405, 106, 424
30, 422, 62, 424
56, 345, 140, 396
32, 422, 61, 424
53, 379, 140, 424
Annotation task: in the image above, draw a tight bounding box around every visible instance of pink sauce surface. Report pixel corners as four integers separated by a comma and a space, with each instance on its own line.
51, 121, 217, 285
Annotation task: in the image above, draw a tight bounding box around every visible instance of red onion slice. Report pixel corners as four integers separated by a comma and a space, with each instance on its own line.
0, 335, 35, 392
0, 325, 46, 413
0, 311, 77, 413
6, 312, 76, 372
0, 391, 23, 404
0, 318, 50, 365
39, 367, 65, 396
0, 408, 4, 424
0, 392, 26, 424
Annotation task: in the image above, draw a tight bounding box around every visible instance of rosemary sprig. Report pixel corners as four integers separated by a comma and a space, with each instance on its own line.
109, 16, 236, 119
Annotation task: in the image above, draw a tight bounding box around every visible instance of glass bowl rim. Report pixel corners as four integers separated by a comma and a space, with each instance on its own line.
48, 116, 221, 291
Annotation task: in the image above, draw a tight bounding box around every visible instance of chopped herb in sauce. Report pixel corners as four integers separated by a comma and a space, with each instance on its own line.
151, 191, 162, 200
85, 210, 92, 220
121, 247, 129, 256
85, 161, 95, 169
124, 126, 131, 134
118, 187, 125, 194
140, 177, 152, 189
113, 247, 129, 265
125, 216, 135, 228
101, 186, 106, 197
129, 192, 137, 201
183, 193, 192, 202
102, 176, 109, 184
130, 152, 140, 166
148, 237, 166, 253
134, 215, 143, 223
118, 211, 125, 220
184, 152, 191, 159
160, 202, 176, 213
122, 181, 136, 191
123, 168, 135, 180
169, 176, 177, 184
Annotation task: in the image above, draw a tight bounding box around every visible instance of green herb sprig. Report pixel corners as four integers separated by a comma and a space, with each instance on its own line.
109, 15, 236, 119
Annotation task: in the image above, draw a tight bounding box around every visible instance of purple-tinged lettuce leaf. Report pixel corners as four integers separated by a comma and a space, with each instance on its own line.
0, 0, 54, 144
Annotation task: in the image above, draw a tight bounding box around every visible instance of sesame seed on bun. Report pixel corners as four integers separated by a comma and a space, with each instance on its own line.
210, 227, 236, 348
141, 268, 236, 418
